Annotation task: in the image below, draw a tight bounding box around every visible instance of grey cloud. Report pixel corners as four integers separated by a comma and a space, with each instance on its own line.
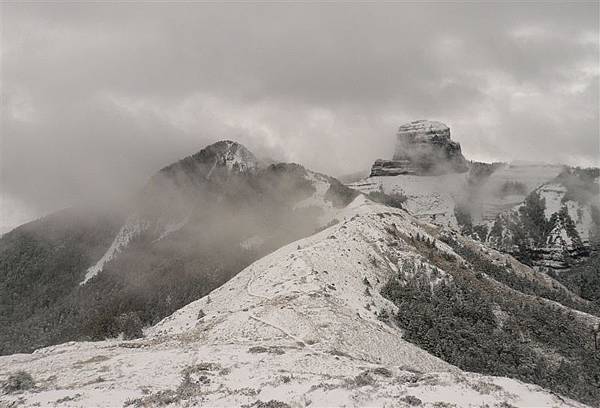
1, 2, 598, 232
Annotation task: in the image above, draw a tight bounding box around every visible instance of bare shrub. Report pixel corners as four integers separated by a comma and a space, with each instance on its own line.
116, 312, 144, 340
248, 345, 285, 355
2, 371, 35, 394
400, 395, 422, 406
244, 400, 291, 408
124, 390, 179, 407
351, 371, 375, 387
370, 367, 393, 377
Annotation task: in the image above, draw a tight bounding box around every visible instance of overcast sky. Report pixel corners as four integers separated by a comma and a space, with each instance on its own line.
1, 2, 599, 233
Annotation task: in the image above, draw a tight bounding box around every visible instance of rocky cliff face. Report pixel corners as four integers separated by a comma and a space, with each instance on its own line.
369, 159, 417, 176
370, 120, 468, 176
360, 125, 598, 272
480, 169, 600, 270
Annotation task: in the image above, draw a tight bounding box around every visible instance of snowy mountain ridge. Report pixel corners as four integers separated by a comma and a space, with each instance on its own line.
80, 165, 346, 286
0, 197, 591, 407
0, 140, 361, 357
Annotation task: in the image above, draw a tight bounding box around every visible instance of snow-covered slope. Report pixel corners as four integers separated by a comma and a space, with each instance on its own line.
0, 197, 588, 408
348, 173, 468, 227
351, 162, 566, 229
80, 215, 151, 285
476, 162, 565, 222
485, 175, 599, 270
349, 161, 600, 273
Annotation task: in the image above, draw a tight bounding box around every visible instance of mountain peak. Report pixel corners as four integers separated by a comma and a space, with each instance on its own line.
369, 119, 468, 177
157, 140, 259, 183
194, 140, 258, 173
397, 119, 450, 136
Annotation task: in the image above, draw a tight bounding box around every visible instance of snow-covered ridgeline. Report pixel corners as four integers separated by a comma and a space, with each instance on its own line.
0, 197, 589, 408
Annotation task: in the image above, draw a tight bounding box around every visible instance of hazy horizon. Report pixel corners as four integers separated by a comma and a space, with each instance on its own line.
1, 2, 599, 233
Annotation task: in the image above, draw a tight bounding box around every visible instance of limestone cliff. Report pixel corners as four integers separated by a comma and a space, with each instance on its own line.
370, 120, 468, 176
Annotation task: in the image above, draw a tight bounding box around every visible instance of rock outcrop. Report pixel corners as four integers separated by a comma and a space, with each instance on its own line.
370, 120, 468, 177
481, 169, 600, 270
446, 168, 600, 271
369, 159, 417, 176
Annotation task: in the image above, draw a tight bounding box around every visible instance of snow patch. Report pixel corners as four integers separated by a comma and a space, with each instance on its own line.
293, 171, 336, 224
153, 214, 190, 242
80, 215, 150, 285
349, 173, 467, 227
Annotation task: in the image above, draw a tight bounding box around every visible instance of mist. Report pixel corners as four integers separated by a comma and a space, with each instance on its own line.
1, 2, 598, 233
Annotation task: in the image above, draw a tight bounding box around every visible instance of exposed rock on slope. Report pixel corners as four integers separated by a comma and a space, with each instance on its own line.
363, 121, 566, 231
0, 198, 595, 407
361, 120, 472, 227
481, 168, 600, 270
370, 120, 468, 176
357, 124, 595, 272
358, 161, 566, 231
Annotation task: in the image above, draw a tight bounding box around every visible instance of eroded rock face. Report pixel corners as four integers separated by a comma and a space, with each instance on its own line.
394, 120, 468, 175
483, 173, 600, 270
370, 159, 417, 176
370, 120, 468, 176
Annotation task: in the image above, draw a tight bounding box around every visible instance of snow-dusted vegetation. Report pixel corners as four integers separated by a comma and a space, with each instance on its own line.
1, 197, 595, 407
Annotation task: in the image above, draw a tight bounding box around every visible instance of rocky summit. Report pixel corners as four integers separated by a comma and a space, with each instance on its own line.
370, 120, 468, 176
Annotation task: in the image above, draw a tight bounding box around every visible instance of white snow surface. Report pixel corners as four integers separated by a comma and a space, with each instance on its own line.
487, 163, 564, 197
293, 171, 337, 224
536, 182, 596, 244
350, 162, 564, 228
81, 212, 192, 285
397, 120, 449, 134
80, 215, 150, 285
1, 197, 588, 407
479, 163, 564, 221
348, 174, 467, 228
538, 183, 568, 220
